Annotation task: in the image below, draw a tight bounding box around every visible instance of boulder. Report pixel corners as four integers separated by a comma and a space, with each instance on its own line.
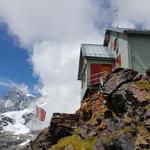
103, 68, 138, 95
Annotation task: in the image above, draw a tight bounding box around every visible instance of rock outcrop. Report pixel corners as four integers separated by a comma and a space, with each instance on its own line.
26, 113, 78, 150
27, 68, 150, 150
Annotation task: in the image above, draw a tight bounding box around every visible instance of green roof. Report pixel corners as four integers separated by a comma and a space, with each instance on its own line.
81, 44, 114, 59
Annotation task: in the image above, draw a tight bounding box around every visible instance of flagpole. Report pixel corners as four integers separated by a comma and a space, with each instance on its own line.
113, 6, 119, 28
31, 96, 35, 132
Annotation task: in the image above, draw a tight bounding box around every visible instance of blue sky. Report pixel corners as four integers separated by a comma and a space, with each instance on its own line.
0, 23, 38, 94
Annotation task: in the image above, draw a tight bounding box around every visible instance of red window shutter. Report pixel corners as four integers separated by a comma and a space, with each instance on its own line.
117, 54, 121, 66
113, 38, 117, 50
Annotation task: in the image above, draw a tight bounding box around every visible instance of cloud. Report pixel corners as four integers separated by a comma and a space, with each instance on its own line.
0, 79, 14, 88
31, 42, 80, 114
1, 0, 150, 123
0, 78, 29, 93
110, 0, 150, 28
0, 0, 103, 47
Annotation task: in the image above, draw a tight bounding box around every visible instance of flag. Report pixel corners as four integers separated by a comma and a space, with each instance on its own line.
36, 103, 47, 121
38, 107, 46, 121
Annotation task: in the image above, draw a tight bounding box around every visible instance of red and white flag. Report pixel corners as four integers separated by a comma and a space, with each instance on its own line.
36, 103, 47, 121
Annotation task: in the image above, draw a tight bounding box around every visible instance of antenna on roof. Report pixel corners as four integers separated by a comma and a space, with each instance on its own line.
113, 6, 119, 28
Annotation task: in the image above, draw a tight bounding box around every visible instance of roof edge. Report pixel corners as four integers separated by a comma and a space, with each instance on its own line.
106, 27, 150, 35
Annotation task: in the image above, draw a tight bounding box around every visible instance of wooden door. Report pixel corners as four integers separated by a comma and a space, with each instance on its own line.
101, 64, 112, 73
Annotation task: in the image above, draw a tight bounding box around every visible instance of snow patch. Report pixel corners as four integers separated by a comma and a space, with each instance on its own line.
19, 139, 30, 146
26, 93, 35, 97
2, 109, 32, 135
5, 100, 15, 108
4, 123, 30, 135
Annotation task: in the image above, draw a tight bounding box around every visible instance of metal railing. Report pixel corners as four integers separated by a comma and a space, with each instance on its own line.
87, 71, 108, 86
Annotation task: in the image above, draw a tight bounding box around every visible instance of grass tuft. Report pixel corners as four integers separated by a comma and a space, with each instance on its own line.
49, 135, 97, 150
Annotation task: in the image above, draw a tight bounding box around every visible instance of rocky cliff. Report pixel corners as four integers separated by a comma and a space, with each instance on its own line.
26, 68, 150, 150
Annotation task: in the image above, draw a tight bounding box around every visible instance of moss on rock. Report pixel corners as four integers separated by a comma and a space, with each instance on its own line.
49, 135, 97, 150
135, 80, 150, 91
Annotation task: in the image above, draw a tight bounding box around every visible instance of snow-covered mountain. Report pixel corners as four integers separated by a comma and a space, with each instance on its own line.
0, 108, 34, 150
0, 109, 33, 135
0, 107, 48, 149
0, 89, 40, 149
0, 89, 50, 149
0, 89, 36, 113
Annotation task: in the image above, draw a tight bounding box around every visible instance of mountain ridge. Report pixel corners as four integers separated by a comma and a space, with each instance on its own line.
0, 88, 36, 113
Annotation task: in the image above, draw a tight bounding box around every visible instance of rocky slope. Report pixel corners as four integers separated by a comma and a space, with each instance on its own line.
26, 68, 150, 150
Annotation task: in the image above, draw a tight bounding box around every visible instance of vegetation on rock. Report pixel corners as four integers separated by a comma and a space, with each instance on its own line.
135, 80, 150, 91
49, 135, 97, 150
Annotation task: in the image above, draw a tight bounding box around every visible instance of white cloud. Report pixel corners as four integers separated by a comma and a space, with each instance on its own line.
0, 0, 102, 47
32, 42, 81, 114
0, 79, 13, 88
0, 78, 29, 93
111, 0, 150, 28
